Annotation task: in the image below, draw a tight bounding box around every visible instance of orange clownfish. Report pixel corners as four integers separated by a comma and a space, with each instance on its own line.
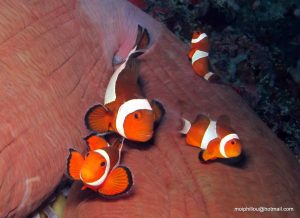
67, 134, 133, 198
188, 31, 219, 82
85, 25, 164, 142
179, 114, 242, 162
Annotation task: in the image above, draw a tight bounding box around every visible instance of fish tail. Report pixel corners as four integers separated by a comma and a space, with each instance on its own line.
128, 25, 150, 59
135, 25, 150, 51
203, 71, 221, 82
179, 118, 191, 134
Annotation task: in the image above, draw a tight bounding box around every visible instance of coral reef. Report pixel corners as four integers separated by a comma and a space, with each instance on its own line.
139, 0, 300, 161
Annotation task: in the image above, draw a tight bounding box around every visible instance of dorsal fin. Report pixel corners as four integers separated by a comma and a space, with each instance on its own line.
216, 116, 235, 138
84, 133, 109, 151
217, 115, 231, 126
194, 114, 210, 124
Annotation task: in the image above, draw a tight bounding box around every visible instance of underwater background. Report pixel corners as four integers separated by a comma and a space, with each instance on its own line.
136, 0, 300, 162
30, 0, 300, 217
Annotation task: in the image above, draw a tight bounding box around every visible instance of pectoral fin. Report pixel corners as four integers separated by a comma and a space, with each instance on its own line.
200, 139, 220, 162
98, 166, 133, 198
150, 100, 165, 125
84, 104, 112, 133
67, 149, 84, 180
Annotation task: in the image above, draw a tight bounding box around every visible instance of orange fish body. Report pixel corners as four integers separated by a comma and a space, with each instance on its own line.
67, 134, 133, 197
85, 25, 164, 142
188, 31, 219, 81
179, 114, 242, 161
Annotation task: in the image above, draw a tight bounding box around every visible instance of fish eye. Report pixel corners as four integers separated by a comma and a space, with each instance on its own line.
134, 112, 140, 119
231, 141, 235, 144
100, 161, 106, 167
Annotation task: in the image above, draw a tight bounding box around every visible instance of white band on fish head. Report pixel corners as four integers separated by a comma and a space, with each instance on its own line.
82, 149, 110, 187
191, 33, 207, 44
219, 133, 239, 158
116, 99, 152, 138
192, 50, 209, 64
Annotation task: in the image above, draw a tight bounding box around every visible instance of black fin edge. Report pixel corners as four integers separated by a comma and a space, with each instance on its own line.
98, 166, 134, 199
66, 148, 76, 179
83, 133, 99, 151
198, 150, 214, 164
198, 150, 248, 168
151, 99, 166, 128
84, 104, 106, 131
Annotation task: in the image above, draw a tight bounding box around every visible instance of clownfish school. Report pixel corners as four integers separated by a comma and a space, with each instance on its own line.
66, 25, 244, 198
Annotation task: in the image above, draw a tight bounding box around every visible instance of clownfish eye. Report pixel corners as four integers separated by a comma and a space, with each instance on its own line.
100, 162, 106, 167
231, 141, 235, 145
134, 112, 141, 119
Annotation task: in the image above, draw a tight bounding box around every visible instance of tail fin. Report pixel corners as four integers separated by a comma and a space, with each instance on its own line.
135, 25, 150, 51
204, 71, 220, 82
179, 118, 191, 134
128, 25, 150, 59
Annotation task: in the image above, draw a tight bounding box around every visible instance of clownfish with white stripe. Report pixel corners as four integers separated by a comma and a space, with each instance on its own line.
179, 114, 242, 162
67, 134, 133, 197
85, 25, 164, 142
188, 31, 219, 82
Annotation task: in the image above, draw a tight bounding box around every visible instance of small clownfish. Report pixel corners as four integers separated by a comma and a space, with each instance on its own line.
67, 134, 133, 198
188, 31, 219, 82
179, 114, 242, 162
85, 25, 164, 142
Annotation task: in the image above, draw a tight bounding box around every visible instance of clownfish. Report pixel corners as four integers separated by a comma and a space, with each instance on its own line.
179, 114, 242, 162
67, 134, 133, 197
188, 31, 219, 82
85, 25, 164, 142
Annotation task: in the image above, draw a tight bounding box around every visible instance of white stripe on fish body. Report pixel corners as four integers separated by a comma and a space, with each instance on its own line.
204, 72, 214, 81
104, 46, 137, 105
180, 118, 191, 134
191, 33, 207, 44
192, 50, 209, 64
82, 149, 111, 187
219, 133, 239, 158
116, 99, 152, 138
200, 120, 218, 150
